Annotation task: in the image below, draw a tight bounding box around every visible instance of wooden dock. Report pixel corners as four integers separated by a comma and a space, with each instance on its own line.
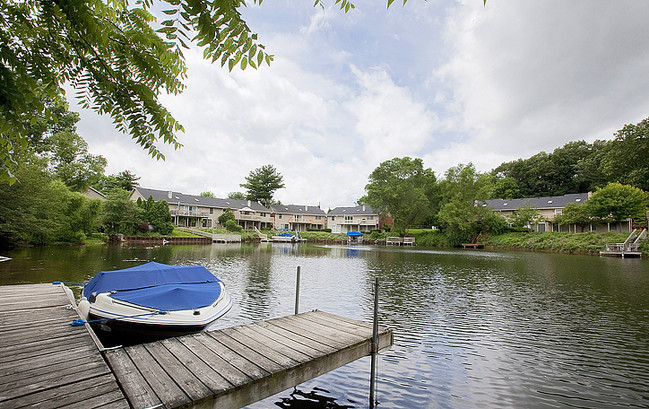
0, 284, 393, 409
104, 310, 392, 408
0, 283, 129, 409
461, 243, 485, 249
385, 237, 414, 246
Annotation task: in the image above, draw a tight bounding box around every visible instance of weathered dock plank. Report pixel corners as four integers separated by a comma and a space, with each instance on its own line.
0, 284, 129, 409
123, 343, 191, 408
104, 310, 393, 409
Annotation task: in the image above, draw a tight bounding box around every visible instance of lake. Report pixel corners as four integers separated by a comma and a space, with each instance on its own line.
1, 243, 648, 408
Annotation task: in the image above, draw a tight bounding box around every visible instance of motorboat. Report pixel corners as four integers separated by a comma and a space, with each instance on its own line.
79, 262, 232, 339
346, 231, 364, 244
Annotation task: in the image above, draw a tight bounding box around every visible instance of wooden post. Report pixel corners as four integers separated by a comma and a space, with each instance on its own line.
369, 277, 379, 408
294, 266, 301, 315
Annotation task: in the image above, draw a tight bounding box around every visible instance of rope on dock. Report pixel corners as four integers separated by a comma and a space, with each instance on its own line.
52, 281, 85, 286
71, 311, 167, 326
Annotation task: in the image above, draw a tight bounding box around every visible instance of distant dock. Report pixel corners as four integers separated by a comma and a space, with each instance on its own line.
461, 243, 485, 249
0, 284, 393, 409
386, 237, 415, 246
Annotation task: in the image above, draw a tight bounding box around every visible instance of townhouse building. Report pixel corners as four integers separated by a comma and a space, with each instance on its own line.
327, 205, 380, 233
270, 204, 327, 231
131, 187, 273, 230
483, 192, 633, 233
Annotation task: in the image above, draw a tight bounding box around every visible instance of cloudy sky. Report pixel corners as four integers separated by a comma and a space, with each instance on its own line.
74, 0, 649, 210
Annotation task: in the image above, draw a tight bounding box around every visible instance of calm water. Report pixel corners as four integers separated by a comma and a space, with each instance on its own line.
1, 243, 648, 408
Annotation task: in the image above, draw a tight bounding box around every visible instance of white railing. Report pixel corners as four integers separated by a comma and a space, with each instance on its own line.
606, 229, 646, 252
171, 209, 209, 217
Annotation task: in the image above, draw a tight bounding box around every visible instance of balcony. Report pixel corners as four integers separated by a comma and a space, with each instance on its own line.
237, 213, 273, 222
170, 209, 209, 218
340, 219, 378, 226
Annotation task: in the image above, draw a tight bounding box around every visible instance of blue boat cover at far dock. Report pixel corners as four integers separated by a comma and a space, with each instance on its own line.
84, 262, 223, 311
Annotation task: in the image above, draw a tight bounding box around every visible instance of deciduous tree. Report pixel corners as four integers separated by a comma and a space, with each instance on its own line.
438, 163, 504, 245
102, 189, 142, 235
218, 208, 235, 226
364, 157, 439, 234
585, 182, 648, 225
508, 203, 543, 231
599, 117, 649, 191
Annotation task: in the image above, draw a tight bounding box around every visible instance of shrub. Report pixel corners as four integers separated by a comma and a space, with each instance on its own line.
225, 219, 242, 232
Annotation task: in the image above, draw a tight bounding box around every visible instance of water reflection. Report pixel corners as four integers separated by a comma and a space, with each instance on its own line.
2, 244, 649, 408
274, 387, 355, 409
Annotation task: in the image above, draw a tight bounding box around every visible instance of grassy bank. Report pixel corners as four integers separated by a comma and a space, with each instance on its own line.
299, 231, 347, 242
484, 232, 649, 255
407, 229, 448, 247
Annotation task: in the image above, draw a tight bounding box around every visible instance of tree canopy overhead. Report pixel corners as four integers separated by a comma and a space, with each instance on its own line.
0, 0, 274, 184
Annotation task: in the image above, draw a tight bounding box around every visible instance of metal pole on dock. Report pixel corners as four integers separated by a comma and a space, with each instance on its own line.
369, 277, 379, 408
295, 266, 301, 315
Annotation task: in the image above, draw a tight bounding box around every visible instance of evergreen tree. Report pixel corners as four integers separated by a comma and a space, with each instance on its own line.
240, 165, 285, 208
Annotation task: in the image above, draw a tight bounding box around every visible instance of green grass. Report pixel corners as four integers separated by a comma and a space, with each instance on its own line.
408, 229, 448, 247
170, 228, 202, 238
299, 231, 347, 241
82, 233, 107, 244
485, 232, 637, 254
201, 227, 260, 241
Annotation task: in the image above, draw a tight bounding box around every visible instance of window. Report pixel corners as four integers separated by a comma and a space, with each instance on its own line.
344, 215, 353, 221
260, 212, 266, 217
555, 209, 562, 215
209, 208, 213, 214
367, 216, 373, 220
315, 216, 322, 220
278, 214, 282, 219
330, 216, 335, 221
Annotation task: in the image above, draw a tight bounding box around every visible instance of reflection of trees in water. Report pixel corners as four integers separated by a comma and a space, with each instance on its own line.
275, 387, 354, 409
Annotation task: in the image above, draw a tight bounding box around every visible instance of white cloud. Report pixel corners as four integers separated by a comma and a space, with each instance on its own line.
72, 0, 649, 209
435, 0, 649, 170
346, 65, 441, 164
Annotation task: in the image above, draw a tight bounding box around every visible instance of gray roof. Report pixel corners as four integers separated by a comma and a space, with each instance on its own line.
328, 205, 377, 216
482, 193, 589, 211
133, 187, 271, 212
270, 204, 326, 216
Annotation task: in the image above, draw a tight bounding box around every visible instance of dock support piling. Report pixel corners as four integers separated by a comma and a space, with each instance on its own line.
295, 266, 301, 315
369, 276, 379, 408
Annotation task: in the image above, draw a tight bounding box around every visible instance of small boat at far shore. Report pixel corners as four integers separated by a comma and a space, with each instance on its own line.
79, 262, 232, 340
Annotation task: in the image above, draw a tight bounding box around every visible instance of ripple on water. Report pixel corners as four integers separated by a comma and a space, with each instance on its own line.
3, 245, 649, 408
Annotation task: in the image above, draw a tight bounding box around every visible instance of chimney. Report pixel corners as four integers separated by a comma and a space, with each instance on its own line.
167, 191, 172, 199
305, 205, 308, 211
247, 200, 251, 207
362, 205, 366, 212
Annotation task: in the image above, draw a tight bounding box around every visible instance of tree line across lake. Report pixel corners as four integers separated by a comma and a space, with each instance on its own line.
0, 97, 647, 248
357, 117, 649, 244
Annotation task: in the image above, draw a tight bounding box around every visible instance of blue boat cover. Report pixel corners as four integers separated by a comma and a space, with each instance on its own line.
347, 231, 363, 236
84, 262, 223, 311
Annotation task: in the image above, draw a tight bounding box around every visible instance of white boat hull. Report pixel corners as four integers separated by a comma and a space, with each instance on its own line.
82, 282, 232, 338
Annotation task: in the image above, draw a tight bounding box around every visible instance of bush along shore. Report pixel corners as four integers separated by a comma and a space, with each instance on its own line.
483, 231, 649, 256
109, 228, 648, 257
